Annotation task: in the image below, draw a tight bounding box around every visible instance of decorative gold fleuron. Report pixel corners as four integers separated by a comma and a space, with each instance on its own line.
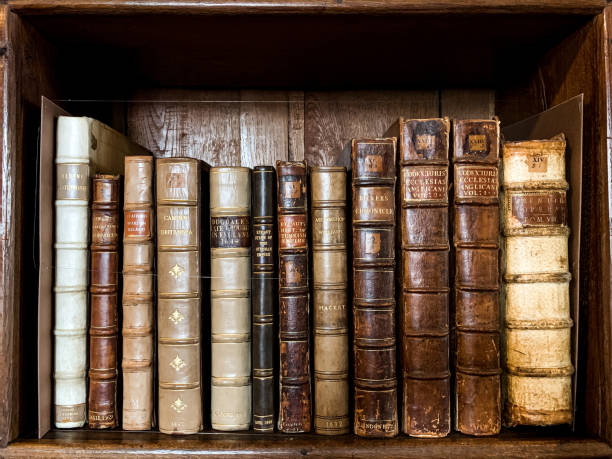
171, 397, 187, 413
170, 354, 186, 371
169, 309, 185, 324
169, 263, 185, 279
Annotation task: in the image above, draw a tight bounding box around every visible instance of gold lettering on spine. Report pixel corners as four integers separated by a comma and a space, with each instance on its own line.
455, 165, 498, 198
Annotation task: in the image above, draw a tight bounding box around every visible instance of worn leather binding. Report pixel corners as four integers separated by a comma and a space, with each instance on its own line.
210, 167, 252, 431
351, 138, 398, 438
453, 119, 502, 436
89, 174, 121, 429
156, 158, 203, 434
502, 135, 573, 426
387, 118, 451, 437
122, 156, 155, 430
311, 166, 349, 435
277, 160, 311, 433
252, 166, 276, 432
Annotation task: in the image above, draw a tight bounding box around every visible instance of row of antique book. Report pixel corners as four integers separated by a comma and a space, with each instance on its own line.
52, 115, 573, 437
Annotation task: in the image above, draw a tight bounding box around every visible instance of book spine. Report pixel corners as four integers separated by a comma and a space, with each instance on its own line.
277, 160, 311, 433
89, 174, 121, 429
210, 167, 252, 431
397, 118, 451, 437
351, 138, 398, 438
54, 117, 90, 428
251, 166, 276, 432
156, 158, 202, 434
311, 166, 349, 435
502, 136, 573, 426
122, 156, 155, 430
453, 119, 502, 436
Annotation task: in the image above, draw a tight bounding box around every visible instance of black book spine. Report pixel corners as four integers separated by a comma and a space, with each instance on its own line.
252, 166, 277, 432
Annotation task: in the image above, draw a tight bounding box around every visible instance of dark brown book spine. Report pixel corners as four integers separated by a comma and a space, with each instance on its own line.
351, 138, 398, 438
252, 166, 276, 432
391, 118, 451, 437
453, 119, 502, 436
277, 161, 311, 433
89, 174, 121, 429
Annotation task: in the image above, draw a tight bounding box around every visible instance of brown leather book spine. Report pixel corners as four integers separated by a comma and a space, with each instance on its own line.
122, 156, 155, 430
277, 160, 311, 433
252, 166, 276, 432
351, 138, 398, 438
389, 118, 451, 437
156, 158, 203, 435
311, 166, 349, 435
453, 119, 502, 436
89, 174, 121, 429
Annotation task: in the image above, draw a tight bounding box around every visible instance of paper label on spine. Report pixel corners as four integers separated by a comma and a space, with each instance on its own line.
528, 154, 548, 172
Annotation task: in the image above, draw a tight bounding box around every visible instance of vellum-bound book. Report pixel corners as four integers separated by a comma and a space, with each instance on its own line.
54, 116, 146, 428
502, 134, 573, 426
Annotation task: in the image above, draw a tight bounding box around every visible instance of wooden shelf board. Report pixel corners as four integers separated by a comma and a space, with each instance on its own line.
4, 429, 612, 458
8, 0, 607, 16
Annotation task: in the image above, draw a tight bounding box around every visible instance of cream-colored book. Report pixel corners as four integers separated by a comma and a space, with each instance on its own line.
502, 134, 573, 426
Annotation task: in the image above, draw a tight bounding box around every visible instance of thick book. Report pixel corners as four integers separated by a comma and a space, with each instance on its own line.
251, 166, 277, 432
311, 166, 349, 435
387, 118, 451, 437
453, 119, 502, 436
351, 138, 399, 438
156, 157, 203, 434
210, 167, 252, 431
122, 155, 155, 430
502, 135, 573, 426
54, 116, 145, 428
89, 174, 121, 429
277, 160, 312, 433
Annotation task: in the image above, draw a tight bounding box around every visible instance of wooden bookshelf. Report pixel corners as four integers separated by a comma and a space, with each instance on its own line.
2, 0, 612, 456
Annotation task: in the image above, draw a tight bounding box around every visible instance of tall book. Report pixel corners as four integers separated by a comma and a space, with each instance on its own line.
502, 135, 573, 426
351, 138, 398, 438
122, 155, 155, 430
89, 174, 121, 429
210, 167, 252, 431
54, 116, 145, 428
453, 119, 502, 436
311, 166, 349, 435
387, 118, 451, 437
277, 161, 311, 433
251, 166, 277, 432
156, 157, 203, 434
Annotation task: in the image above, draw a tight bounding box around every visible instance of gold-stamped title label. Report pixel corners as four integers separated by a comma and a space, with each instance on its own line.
354, 187, 394, 222
211, 215, 250, 248
510, 192, 566, 226
455, 165, 498, 199
468, 134, 487, 153
56, 163, 88, 200
125, 209, 151, 237
254, 223, 273, 264
402, 166, 448, 202
313, 208, 346, 245
279, 214, 307, 249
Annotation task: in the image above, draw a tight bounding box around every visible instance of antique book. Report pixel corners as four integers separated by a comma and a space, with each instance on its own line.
156, 157, 203, 434
54, 116, 145, 428
387, 118, 451, 437
453, 119, 502, 436
277, 161, 311, 433
251, 166, 276, 432
311, 166, 349, 435
502, 135, 573, 426
122, 155, 155, 430
89, 175, 121, 429
351, 138, 398, 438
210, 167, 252, 431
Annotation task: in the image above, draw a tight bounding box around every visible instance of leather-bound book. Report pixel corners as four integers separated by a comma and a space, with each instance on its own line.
453, 119, 502, 436
311, 166, 349, 435
210, 167, 252, 431
277, 160, 311, 433
156, 158, 203, 434
89, 174, 121, 429
502, 135, 573, 426
387, 118, 451, 437
122, 156, 155, 430
252, 166, 276, 432
351, 138, 398, 438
